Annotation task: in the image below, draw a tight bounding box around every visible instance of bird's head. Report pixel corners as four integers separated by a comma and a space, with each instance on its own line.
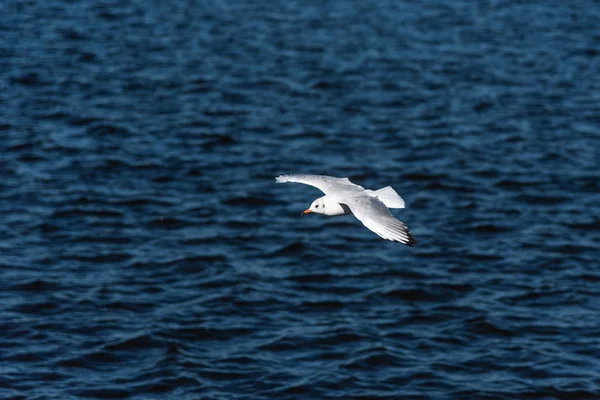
302, 197, 327, 215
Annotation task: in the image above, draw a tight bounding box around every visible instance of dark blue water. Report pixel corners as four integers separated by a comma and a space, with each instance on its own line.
2, 0, 599, 398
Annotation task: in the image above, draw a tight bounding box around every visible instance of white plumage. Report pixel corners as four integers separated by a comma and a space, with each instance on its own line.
276, 174, 417, 247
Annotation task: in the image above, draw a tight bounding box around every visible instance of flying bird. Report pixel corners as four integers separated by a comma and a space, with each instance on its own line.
276, 174, 417, 246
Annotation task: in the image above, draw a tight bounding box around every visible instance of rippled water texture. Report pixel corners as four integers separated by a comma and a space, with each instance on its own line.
1, 0, 600, 398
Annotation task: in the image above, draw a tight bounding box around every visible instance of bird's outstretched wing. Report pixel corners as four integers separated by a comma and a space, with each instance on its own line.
345, 195, 417, 246
275, 174, 363, 195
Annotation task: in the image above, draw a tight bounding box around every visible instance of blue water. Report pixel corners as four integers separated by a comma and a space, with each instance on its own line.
2, 0, 600, 398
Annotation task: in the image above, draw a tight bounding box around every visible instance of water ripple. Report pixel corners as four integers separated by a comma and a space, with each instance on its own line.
1, 0, 599, 398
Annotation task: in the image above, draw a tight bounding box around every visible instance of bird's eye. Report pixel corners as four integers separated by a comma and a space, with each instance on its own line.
315, 205, 319, 208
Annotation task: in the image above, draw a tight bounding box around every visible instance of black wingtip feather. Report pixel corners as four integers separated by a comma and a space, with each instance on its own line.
400, 233, 418, 247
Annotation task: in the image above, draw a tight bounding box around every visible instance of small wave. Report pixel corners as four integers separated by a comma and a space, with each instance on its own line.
465, 316, 516, 337
14, 279, 62, 292
268, 241, 306, 256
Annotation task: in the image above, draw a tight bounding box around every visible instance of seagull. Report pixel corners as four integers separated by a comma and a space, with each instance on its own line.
275, 174, 417, 246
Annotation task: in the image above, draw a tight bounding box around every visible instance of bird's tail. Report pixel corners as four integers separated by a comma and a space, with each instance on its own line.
365, 186, 406, 209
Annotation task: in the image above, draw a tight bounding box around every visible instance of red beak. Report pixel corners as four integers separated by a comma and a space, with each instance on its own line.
302, 209, 312, 215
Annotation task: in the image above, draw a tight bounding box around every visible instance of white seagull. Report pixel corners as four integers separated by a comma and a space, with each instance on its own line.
276, 174, 417, 247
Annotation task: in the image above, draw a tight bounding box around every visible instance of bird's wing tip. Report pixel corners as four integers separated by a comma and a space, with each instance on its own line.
275, 175, 287, 183
389, 233, 418, 247
402, 232, 418, 247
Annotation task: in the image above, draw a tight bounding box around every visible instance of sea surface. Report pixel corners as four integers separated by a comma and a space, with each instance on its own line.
1, 0, 600, 399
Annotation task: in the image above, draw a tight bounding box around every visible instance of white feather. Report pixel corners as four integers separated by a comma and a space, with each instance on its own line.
365, 186, 405, 209
276, 174, 417, 246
